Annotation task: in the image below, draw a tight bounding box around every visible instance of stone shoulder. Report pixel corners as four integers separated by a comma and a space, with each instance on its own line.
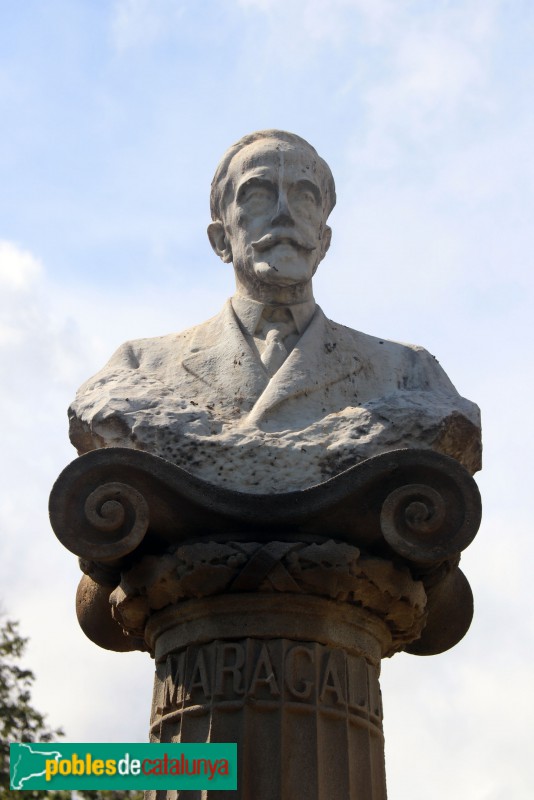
114, 315, 219, 362
324, 314, 433, 359
324, 313, 454, 385
86, 310, 226, 380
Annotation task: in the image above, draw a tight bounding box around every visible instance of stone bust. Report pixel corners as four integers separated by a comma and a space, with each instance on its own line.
69, 130, 481, 492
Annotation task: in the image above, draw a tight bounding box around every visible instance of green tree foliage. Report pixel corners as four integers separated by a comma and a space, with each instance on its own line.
0, 616, 142, 800
0, 617, 64, 798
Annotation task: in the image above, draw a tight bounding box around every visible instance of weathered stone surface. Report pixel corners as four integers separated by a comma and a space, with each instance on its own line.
50, 446, 481, 658
76, 573, 145, 652
50, 446, 482, 565
110, 540, 427, 656
68, 130, 481, 492
148, 606, 389, 800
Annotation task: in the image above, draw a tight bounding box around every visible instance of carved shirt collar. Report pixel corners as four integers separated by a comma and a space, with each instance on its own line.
231, 294, 316, 338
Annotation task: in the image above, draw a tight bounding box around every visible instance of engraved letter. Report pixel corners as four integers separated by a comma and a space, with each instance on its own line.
285, 645, 314, 700
347, 653, 369, 710
319, 651, 345, 705
214, 642, 245, 696
161, 652, 186, 711
187, 647, 211, 699
248, 642, 280, 697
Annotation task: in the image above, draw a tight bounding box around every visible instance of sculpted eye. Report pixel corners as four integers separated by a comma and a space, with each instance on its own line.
247, 187, 271, 201
290, 181, 321, 208
237, 180, 275, 207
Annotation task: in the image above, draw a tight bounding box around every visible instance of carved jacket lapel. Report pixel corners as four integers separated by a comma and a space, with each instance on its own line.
181, 300, 268, 408
181, 301, 363, 421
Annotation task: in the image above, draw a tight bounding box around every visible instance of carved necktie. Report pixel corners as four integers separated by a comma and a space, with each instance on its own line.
261, 328, 288, 376
257, 307, 296, 377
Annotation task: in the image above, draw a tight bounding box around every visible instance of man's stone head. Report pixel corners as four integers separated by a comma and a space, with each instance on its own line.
208, 130, 336, 297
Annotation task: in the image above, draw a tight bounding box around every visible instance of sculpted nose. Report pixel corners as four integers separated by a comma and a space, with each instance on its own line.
271, 192, 294, 227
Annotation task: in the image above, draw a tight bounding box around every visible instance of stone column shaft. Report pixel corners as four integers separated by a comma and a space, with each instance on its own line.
147, 595, 388, 800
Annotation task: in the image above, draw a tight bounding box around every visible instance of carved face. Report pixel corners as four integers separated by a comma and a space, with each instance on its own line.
220, 140, 332, 291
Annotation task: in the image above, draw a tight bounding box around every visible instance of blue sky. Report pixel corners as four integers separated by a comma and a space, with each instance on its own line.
1, 2, 533, 798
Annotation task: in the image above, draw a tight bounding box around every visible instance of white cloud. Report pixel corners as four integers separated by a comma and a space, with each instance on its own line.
0, 241, 88, 389
238, 0, 399, 43
0, 240, 43, 291
111, 0, 185, 52
382, 644, 534, 799
346, 2, 501, 168
235, 0, 499, 81
0, 241, 154, 741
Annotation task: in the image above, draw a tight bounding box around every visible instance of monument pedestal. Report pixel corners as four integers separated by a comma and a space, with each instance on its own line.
108, 536, 428, 800
146, 595, 387, 800
50, 447, 481, 800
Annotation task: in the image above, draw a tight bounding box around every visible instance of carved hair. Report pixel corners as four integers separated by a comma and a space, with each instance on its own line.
210, 129, 336, 221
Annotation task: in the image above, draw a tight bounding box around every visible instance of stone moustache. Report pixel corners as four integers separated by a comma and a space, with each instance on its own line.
69, 130, 481, 492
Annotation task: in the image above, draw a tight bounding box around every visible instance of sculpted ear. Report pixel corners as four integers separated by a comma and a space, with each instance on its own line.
208, 221, 233, 264
320, 225, 332, 261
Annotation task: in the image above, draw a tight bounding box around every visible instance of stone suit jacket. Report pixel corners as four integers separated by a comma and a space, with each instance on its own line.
69, 300, 481, 492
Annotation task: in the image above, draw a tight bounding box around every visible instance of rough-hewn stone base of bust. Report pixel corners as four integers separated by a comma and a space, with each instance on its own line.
146, 595, 388, 800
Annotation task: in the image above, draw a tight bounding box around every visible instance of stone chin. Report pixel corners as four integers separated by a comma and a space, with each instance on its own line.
250, 245, 316, 286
